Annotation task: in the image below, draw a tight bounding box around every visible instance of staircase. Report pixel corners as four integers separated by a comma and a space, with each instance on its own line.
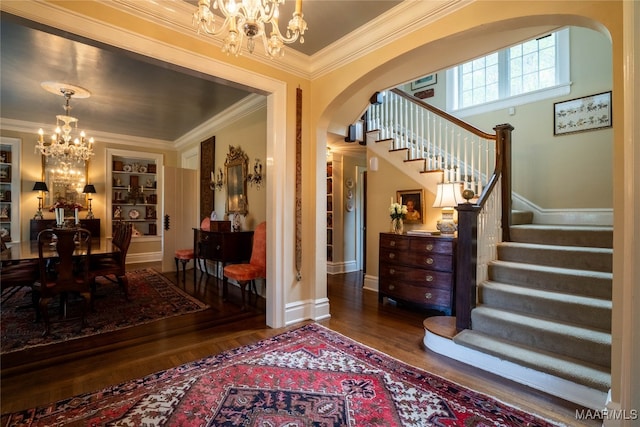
364, 89, 612, 409
453, 224, 612, 406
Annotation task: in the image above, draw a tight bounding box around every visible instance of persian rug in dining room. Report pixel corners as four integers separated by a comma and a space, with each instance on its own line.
0, 268, 208, 354
2, 323, 562, 427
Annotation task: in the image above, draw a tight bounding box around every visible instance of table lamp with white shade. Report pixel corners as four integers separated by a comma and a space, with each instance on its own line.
432, 182, 464, 235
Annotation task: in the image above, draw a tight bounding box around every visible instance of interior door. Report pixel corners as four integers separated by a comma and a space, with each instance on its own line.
161, 166, 198, 272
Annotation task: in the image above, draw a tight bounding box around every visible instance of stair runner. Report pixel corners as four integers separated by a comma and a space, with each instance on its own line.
453, 224, 613, 394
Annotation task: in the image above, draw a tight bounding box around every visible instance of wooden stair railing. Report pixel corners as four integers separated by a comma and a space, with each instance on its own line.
455, 124, 513, 331
366, 89, 513, 332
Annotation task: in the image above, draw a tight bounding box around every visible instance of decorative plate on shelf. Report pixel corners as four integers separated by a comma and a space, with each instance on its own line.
139, 166, 147, 173
123, 164, 132, 172
129, 209, 140, 219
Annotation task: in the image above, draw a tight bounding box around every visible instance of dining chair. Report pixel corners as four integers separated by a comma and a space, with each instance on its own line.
1, 240, 40, 307
175, 216, 211, 283
223, 221, 266, 309
90, 221, 132, 299
33, 228, 93, 336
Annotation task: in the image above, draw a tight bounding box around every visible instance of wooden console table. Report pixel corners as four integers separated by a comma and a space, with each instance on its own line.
30, 219, 101, 240
193, 228, 254, 298
378, 232, 456, 315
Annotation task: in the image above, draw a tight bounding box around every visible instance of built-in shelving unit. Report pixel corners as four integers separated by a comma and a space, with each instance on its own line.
0, 138, 21, 242
326, 161, 333, 262
106, 148, 162, 240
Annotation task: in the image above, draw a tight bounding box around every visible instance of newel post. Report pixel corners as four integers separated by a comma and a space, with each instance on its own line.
455, 203, 481, 331
493, 123, 514, 242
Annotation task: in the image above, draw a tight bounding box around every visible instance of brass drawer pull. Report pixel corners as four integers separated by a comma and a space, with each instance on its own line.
425, 243, 434, 251
388, 253, 396, 259
389, 268, 395, 275
389, 284, 395, 290
390, 241, 396, 247
425, 275, 433, 282
424, 257, 434, 265
425, 292, 432, 299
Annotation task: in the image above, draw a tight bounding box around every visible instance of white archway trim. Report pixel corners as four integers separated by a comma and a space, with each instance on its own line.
3, 1, 290, 328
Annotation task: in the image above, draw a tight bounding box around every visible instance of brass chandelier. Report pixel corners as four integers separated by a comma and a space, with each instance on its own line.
192, 0, 308, 58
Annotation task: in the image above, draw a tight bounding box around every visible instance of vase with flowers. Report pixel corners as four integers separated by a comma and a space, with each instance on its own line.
389, 201, 407, 234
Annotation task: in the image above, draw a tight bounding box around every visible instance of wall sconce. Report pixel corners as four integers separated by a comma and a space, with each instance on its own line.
83, 184, 96, 219
210, 168, 224, 191
32, 181, 49, 219
432, 182, 464, 235
247, 158, 263, 189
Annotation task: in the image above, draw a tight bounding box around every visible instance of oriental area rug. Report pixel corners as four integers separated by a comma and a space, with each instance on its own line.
0, 268, 208, 354
2, 323, 562, 427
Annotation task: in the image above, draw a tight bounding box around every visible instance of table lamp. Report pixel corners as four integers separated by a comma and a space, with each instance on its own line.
83, 184, 97, 219
432, 182, 463, 235
32, 181, 48, 220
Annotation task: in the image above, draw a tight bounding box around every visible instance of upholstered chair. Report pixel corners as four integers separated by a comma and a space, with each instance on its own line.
223, 221, 266, 309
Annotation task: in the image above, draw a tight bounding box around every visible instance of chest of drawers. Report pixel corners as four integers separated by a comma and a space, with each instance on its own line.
378, 232, 456, 315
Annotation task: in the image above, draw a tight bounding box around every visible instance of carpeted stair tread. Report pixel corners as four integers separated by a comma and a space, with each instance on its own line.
511, 210, 534, 225
489, 260, 612, 299
510, 224, 612, 248
453, 329, 611, 392
480, 281, 611, 331
498, 242, 612, 272
470, 306, 611, 367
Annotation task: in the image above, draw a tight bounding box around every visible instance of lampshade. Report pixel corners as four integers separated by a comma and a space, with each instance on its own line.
432, 182, 463, 208
82, 184, 97, 194
32, 181, 49, 192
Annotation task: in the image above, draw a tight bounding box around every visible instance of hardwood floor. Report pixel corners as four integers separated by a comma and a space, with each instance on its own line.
1, 265, 596, 426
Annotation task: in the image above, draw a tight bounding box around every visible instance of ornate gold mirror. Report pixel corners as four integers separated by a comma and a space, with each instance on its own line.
42, 157, 89, 209
225, 146, 248, 215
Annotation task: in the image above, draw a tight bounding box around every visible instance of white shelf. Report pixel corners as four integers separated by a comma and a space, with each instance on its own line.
0, 138, 21, 242
107, 148, 162, 239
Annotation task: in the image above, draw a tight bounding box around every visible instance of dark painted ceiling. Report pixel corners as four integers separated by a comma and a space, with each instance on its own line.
0, 1, 402, 143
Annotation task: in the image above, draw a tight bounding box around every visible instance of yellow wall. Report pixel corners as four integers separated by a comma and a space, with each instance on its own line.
1, 0, 633, 410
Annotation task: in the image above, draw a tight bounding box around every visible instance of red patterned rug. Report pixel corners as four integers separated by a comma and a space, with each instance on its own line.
2, 323, 561, 426
1, 268, 208, 354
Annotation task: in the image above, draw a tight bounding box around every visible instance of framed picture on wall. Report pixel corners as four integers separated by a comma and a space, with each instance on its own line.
553, 91, 612, 135
411, 74, 437, 91
397, 189, 425, 224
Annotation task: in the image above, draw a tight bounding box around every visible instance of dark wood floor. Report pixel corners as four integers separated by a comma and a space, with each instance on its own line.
1, 265, 595, 426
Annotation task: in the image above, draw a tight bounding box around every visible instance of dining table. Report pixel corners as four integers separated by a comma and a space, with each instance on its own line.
1, 237, 120, 263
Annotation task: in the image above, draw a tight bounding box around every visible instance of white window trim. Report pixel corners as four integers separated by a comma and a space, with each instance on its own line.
446, 28, 571, 118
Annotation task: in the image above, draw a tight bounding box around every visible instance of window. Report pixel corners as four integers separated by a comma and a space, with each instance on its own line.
447, 28, 570, 116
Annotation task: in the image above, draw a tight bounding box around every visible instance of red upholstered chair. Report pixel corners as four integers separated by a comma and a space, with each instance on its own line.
174, 217, 209, 283
223, 221, 266, 309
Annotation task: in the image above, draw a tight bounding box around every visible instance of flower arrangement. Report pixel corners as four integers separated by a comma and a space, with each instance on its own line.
389, 202, 407, 220
49, 200, 84, 212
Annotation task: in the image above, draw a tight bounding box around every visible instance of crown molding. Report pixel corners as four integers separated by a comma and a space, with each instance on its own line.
0, 117, 173, 149
108, 0, 313, 78
308, 0, 470, 79
1, 93, 267, 151
2, 0, 469, 81
173, 93, 267, 149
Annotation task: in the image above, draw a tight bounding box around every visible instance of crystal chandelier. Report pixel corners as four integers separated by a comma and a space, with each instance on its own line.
193, 0, 308, 58
35, 82, 95, 164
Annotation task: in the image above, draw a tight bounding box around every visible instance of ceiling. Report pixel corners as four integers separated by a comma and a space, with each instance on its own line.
0, 1, 402, 145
